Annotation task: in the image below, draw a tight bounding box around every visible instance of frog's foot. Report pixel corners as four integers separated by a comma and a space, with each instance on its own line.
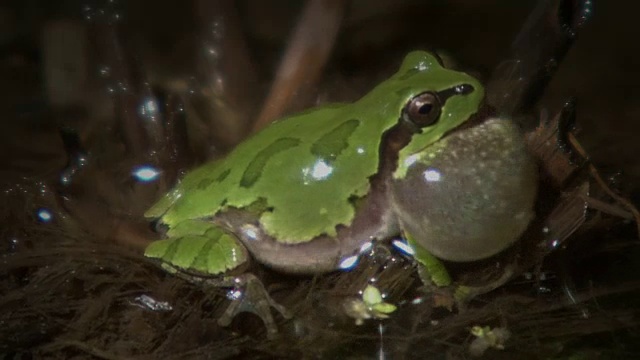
216, 273, 293, 339
424, 286, 458, 311
418, 264, 516, 312
453, 264, 516, 311
170, 271, 291, 338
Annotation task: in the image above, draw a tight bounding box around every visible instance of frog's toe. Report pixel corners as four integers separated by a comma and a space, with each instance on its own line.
452, 264, 517, 310
217, 298, 279, 339
218, 273, 291, 338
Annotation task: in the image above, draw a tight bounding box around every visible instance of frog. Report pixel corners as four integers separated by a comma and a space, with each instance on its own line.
143, 50, 538, 336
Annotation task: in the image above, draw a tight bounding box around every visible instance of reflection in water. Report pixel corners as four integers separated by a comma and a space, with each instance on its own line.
36, 208, 53, 223
132, 165, 161, 183
132, 294, 173, 312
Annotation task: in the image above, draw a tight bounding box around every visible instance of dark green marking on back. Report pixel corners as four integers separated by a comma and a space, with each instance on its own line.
170, 235, 209, 270
190, 236, 216, 271
197, 177, 214, 190
161, 238, 182, 263
216, 168, 231, 182
310, 119, 360, 161
240, 137, 301, 188
197, 167, 231, 190
146, 221, 249, 275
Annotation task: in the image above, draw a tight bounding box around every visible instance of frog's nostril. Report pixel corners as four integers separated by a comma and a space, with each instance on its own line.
455, 84, 474, 95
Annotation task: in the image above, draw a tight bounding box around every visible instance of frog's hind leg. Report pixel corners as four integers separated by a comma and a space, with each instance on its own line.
165, 269, 292, 339
144, 221, 292, 338
215, 273, 293, 339
145, 221, 249, 275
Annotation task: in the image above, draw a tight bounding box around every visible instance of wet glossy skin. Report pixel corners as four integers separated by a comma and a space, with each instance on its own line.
144, 51, 536, 276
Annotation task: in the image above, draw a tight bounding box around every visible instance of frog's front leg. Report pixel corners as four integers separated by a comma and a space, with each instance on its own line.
145, 219, 290, 338
167, 269, 291, 338
404, 235, 516, 309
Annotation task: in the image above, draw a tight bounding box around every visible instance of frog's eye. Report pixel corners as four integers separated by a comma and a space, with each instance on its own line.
403, 92, 442, 129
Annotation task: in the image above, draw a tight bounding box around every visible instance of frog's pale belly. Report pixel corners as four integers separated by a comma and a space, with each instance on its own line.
215, 179, 399, 274
390, 118, 538, 262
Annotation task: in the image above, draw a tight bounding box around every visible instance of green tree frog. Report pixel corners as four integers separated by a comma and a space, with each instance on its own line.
144, 51, 537, 334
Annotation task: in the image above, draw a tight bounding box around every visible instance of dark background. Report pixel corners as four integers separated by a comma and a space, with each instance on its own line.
1, 1, 639, 359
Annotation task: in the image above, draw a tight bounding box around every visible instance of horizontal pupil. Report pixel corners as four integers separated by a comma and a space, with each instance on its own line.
418, 104, 432, 114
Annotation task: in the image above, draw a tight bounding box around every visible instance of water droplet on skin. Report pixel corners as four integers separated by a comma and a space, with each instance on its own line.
338, 255, 359, 271
359, 241, 373, 253
391, 239, 415, 256
403, 154, 419, 169
226, 289, 243, 301
240, 224, 259, 241
301, 160, 334, 185
422, 168, 441, 182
